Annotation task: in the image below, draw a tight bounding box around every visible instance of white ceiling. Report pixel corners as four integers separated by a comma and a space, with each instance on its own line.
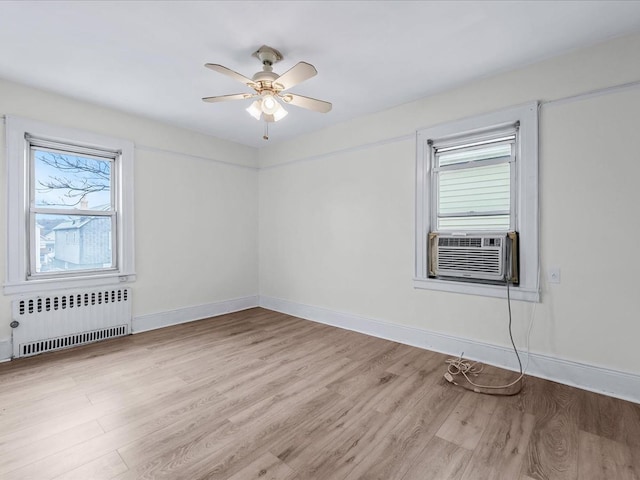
1, 1, 640, 148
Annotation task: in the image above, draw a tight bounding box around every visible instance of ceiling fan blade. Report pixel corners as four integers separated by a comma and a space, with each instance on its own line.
202, 93, 255, 103
274, 62, 317, 91
205, 64, 256, 87
281, 93, 332, 113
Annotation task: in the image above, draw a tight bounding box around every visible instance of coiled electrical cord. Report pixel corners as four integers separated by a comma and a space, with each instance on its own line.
444, 278, 524, 395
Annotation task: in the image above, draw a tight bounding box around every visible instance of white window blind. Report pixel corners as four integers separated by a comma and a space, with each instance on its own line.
432, 133, 515, 231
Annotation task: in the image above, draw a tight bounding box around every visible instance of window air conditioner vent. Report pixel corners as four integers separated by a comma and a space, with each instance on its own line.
429, 232, 518, 284
437, 237, 483, 248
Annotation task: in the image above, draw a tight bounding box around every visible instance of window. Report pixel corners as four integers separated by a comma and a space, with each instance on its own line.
432, 132, 515, 231
415, 103, 539, 301
5, 116, 135, 294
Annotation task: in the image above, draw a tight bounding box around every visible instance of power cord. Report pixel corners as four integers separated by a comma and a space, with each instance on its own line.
443, 278, 525, 396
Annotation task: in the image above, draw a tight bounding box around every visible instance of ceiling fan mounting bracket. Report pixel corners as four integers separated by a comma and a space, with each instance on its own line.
252, 45, 283, 67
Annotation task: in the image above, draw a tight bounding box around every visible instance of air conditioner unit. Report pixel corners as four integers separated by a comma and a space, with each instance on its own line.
428, 232, 519, 284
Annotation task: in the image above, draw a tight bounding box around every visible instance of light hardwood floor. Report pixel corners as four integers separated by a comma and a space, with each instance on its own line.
0, 308, 638, 480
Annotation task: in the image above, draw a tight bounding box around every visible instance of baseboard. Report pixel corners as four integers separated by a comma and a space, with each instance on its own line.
133, 295, 259, 333
259, 295, 640, 404
0, 296, 259, 362
0, 338, 11, 362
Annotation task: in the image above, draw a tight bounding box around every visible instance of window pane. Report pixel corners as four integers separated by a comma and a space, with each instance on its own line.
34, 214, 113, 273
438, 214, 511, 231
438, 162, 510, 216
438, 143, 511, 167
33, 149, 112, 210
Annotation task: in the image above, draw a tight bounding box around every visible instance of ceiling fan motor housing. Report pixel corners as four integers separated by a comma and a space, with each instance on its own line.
252, 70, 279, 84
252, 46, 283, 91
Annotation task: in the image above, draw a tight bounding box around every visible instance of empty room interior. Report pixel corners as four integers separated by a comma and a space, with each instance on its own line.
1, 1, 640, 479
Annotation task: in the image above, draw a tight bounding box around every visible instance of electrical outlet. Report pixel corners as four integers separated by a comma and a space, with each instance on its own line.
548, 267, 561, 284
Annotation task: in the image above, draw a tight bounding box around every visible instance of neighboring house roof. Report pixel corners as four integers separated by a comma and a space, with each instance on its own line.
53, 218, 92, 231
52, 205, 111, 231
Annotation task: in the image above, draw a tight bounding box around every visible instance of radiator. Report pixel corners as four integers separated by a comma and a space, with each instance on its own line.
11, 287, 132, 358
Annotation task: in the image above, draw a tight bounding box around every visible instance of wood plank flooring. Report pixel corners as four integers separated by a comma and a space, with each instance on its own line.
0, 307, 638, 480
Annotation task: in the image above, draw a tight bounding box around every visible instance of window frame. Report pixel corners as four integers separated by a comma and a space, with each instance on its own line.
431, 132, 516, 232
414, 103, 539, 301
28, 137, 118, 279
5, 116, 135, 295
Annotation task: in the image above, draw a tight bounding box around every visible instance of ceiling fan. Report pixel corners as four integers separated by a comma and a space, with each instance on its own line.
202, 45, 332, 138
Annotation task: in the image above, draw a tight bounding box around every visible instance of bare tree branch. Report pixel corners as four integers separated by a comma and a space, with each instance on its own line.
36, 152, 110, 206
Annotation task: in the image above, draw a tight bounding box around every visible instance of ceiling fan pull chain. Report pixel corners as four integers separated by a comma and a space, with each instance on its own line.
263, 121, 269, 140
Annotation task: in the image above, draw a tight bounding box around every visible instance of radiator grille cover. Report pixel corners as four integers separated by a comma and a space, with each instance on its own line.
19, 325, 128, 357
12, 287, 131, 358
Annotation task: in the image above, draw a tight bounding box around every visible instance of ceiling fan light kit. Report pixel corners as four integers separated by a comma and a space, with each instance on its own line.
271, 105, 288, 122
203, 45, 331, 140
260, 93, 279, 114
246, 100, 262, 120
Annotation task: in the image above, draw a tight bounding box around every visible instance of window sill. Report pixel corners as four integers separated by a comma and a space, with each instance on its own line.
413, 277, 539, 302
4, 272, 136, 296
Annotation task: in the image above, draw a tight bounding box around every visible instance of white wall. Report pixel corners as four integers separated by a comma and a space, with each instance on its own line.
0, 78, 259, 351
259, 32, 640, 399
